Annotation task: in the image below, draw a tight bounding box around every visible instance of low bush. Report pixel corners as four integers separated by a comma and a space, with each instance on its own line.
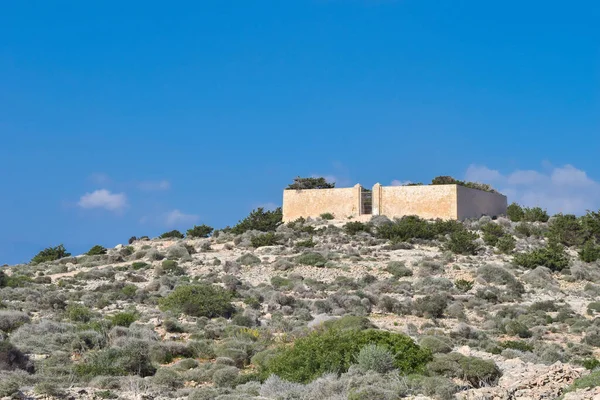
454, 279, 473, 293
507, 203, 524, 222
295, 238, 316, 248
237, 253, 261, 266
547, 213, 585, 247
159, 230, 184, 239
496, 234, 517, 254
579, 240, 600, 263
344, 222, 371, 235
427, 352, 501, 388
446, 230, 479, 255
231, 207, 282, 234
261, 328, 431, 383
523, 207, 549, 223
74, 339, 155, 377
513, 240, 569, 271
87, 245, 107, 256
385, 261, 413, 278
295, 252, 327, 267
414, 294, 448, 318
419, 336, 453, 354
110, 312, 137, 327
31, 244, 71, 264
563, 370, 600, 394
251, 232, 281, 248
67, 304, 93, 323
320, 212, 335, 220
376, 216, 460, 242
186, 224, 214, 238
287, 177, 335, 190
159, 284, 234, 318
481, 223, 505, 246
515, 222, 544, 238
0, 311, 30, 332
355, 344, 395, 373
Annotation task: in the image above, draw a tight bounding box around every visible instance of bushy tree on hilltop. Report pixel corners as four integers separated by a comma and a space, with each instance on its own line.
186, 224, 214, 238
231, 207, 282, 234
286, 176, 335, 190
31, 244, 70, 264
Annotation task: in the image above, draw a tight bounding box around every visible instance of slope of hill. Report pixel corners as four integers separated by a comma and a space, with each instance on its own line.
1, 212, 600, 399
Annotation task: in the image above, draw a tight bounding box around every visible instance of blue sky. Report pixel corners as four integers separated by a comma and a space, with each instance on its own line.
1, 1, 599, 264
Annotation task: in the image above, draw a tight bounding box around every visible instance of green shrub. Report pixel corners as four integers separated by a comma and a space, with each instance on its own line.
513, 240, 569, 271
251, 232, 281, 248
121, 284, 137, 297
344, 222, 371, 235
159, 259, 185, 275
515, 222, 543, 238
481, 223, 504, 246
231, 207, 282, 234
496, 234, 517, 254
31, 244, 71, 264
547, 213, 585, 246
86, 245, 107, 256
295, 238, 316, 248
581, 210, 600, 242
419, 336, 452, 354
286, 177, 335, 190
110, 312, 137, 327
160, 230, 184, 239
414, 294, 448, 318
563, 370, 600, 394
385, 261, 413, 278
579, 240, 600, 263
504, 320, 532, 338
67, 304, 93, 323
355, 344, 395, 373
295, 252, 327, 267
523, 207, 549, 222
213, 366, 239, 387
186, 224, 214, 238
320, 212, 335, 220
236, 253, 261, 265
431, 176, 496, 193
507, 203, 524, 222
454, 279, 473, 293
271, 276, 293, 290
159, 284, 234, 318
132, 262, 149, 270
74, 339, 155, 377
499, 340, 533, 352
427, 352, 501, 388
261, 328, 431, 383
322, 315, 375, 331
376, 216, 436, 242
446, 230, 479, 255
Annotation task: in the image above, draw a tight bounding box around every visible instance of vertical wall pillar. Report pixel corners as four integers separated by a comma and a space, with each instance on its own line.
372, 183, 382, 216
353, 184, 362, 216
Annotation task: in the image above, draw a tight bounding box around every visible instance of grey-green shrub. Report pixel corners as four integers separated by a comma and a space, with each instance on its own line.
355, 344, 395, 373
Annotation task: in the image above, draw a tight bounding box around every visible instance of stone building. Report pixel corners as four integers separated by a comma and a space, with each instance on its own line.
282, 183, 507, 222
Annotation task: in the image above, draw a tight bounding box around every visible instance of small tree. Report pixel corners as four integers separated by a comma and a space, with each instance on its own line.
186, 224, 214, 238
446, 230, 480, 255
481, 223, 505, 246
523, 207, 550, 223
31, 244, 71, 264
286, 177, 335, 190
86, 245, 107, 256
231, 207, 282, 234
159, 230, 184, 239
506, 203, 524, 222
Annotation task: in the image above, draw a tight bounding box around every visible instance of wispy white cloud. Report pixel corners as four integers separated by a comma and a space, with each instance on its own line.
78, 189, 127, 212
464, 164, 600, 215
88, 173, 111, 185
164, 209, 199, 227
138, 180, 171, 191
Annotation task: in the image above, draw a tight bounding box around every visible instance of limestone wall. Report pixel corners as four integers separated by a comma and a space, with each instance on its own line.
375, 184, 458, 220
282, 185, 361, 222
456, 185, 507, 219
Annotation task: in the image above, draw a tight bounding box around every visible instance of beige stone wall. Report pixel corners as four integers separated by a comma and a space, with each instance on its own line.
282, 185, 361, 222
456, 185, 507, 219
377, 184, 458, 220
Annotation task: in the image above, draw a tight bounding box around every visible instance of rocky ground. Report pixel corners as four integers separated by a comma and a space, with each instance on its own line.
2, 214, 600, 399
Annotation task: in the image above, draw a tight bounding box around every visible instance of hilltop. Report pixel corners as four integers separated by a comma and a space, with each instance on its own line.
2, 206, 600, 399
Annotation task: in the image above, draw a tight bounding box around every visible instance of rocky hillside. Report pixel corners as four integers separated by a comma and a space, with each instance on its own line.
2, 210, 600, 399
